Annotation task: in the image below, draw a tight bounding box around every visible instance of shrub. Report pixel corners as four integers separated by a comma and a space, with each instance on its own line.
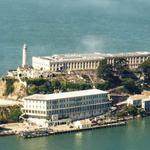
95, 82, 110, 90
0, 106, 22, 123
26, 78, 47, 86
122, 78, 141, 94
4, 78, 15, 96
8, 106, 22, 122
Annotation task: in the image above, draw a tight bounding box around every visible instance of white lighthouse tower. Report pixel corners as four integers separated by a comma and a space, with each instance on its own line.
22, 44, 27, 68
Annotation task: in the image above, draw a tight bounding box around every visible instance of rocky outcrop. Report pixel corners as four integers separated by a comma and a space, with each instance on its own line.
0, 80, 6, 98
0, 79, 27, 100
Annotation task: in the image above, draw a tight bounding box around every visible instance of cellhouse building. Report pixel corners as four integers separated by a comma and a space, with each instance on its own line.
32, 52, 150, 72
22, 89, 111, 127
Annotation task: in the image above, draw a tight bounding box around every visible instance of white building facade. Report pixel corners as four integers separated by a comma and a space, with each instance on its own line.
32, 52, 150, 72
32, 54, 103, 72
106, 52, 150, 69
22, 89, 110, 127
127, 92, 150, 112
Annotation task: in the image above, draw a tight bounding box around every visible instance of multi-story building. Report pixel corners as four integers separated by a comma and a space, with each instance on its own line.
22, 89, 110, 127
106, 52, 150, 69
32, 53, 103, 72
32, 52, 150, 71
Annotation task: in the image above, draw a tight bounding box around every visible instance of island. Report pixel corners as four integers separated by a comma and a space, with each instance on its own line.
0, 45, 149, 138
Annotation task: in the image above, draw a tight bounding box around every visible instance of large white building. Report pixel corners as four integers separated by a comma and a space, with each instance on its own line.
106, 52, 150, 69
32, 53, 104, 72
22, 89, 110, 127
32, 52, 150, 71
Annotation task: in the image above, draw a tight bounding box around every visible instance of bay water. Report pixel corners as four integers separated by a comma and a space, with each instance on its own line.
0, 0, 150, 75
0, 118, 149, 150
0, 1, 150, 149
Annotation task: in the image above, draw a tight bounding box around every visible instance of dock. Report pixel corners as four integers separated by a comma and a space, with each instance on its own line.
19, 121, 126, 139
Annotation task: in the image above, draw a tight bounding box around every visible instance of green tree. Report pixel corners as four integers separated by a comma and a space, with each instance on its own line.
97, 59, 114, 80
26, 78, 47, 86
140, 58, 150, 83
26, 78, 54, 95
124, 105, 138, 116
116, 111, 127, 118
52, 80, 61, 90
4, 78, 15, 96
27, 85, 39, 95
138, 108, 146, 117
8, 106, 22, 122
122, 78, 141, 94
0, 106, 22, 123
95, 81, 111, 90
114, 57, 129, 77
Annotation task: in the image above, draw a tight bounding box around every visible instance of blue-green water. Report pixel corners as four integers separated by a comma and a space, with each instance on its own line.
1, 1, 150, 149
0, 0, 150, 75
0, 118, 150, 150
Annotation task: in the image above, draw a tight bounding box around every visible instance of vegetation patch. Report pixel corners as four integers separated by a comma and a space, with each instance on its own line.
116, 105, 146, 118
96, 57, 149, 94
0, 105, 22, 123
4, 78, 16, 96
26, 78, 93, 95
27, 78, 53, 95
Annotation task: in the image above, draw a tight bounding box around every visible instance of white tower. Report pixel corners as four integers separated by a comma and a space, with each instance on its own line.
22, 44, 27, 67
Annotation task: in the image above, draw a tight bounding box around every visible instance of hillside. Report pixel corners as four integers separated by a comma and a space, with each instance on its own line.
0, 78, 27, 100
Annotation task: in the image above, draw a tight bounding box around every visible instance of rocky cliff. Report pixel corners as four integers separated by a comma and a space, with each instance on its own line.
0, 78, 27, 100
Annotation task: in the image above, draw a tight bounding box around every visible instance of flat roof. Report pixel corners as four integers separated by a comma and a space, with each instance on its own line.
33, 51, 150, 62
37, 53, 104, 62
105, 51, 150, 57
129, 95, 148, 100
129, 91, 150, 101
24, 89, 108, 101
0, 100, 21, 107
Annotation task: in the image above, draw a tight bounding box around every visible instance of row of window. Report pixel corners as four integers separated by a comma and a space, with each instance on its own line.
25, 105, 45, 109
46, 94, 107, 105
23, 110, 46, 114
50, 61, 99, 67
47, 103, 110, 115
24, 103, 110, 115
25, 100, 45, 104
47, 99, 108, 109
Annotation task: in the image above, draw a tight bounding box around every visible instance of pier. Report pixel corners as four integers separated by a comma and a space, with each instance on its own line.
19, 121, 126, 139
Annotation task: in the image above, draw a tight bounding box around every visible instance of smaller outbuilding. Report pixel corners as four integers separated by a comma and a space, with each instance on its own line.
73, 119, 91, 129
127, 91, 150, 112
